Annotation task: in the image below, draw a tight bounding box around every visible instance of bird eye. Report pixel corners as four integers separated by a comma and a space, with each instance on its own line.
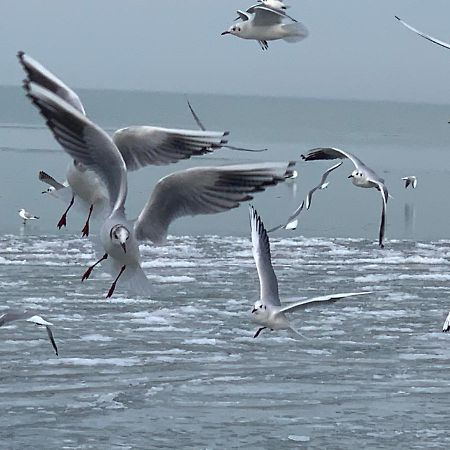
260, 305, 263, 309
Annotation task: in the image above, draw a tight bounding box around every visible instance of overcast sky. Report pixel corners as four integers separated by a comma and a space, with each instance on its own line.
1, 0, 450, 103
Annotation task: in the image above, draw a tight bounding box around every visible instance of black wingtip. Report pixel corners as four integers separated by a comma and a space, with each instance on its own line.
394, 15, 401, 21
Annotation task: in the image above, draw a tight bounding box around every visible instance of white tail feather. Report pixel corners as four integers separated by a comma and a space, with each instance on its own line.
282, 23, 309, 43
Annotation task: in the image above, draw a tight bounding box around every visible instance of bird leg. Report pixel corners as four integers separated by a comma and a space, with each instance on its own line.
106, 265, 126, 299
81, 253, 108, 282
258, 40, 269, 50
57, 196, 75, 229
81, 204, 94, 237
254, 327, 267, 338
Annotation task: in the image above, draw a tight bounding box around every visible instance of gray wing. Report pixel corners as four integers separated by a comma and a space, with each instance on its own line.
279, 292, 371, 314
305, 161, 343, 210
395, 16, 450, 50
235, 10, 251, 21
252, 6, 284, 26
112, 126, 229, 171
301, 147, 367, 171
45, 326, 59, 356
267, 200, 304, 233
443, 311, 450, 332
17, 51, 86, 114
0, 311, 32, 326
134, 162, 295, 244
247, 3, 297, 22
23, 82, 127, 214
249, 206, 280, 305
371, 180, 388, 248
39, 170, 66, 190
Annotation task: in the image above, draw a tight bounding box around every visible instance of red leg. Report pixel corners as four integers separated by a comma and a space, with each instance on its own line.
82, 253, 108, 282
81, 204, 94, 237
106, 265, 126, 298
57, 196, 75, 229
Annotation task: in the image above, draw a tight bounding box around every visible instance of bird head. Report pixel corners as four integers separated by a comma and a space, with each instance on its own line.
111, 225, 130, 253
348, 169, 363, 181
251, 301, 269, 320
221, 24, 242, 36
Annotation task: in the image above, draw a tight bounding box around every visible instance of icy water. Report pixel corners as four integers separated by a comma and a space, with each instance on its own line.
2, 87, 450, 448
2, 234, 450, 449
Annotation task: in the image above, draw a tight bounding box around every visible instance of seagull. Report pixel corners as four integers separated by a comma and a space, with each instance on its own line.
24, 80, 296, 298
236, 0, 298, 23
0, 310, 58, 355
249, 206, 371, 338
19, 51, 229, 236
285, 169, 298, 183
222, 6, 308, 50
402, 176, 417, 189
443, 312, 450, 332
268, 162, 342, 232
302, 147, 389, 248
395, 16, 450, 50
18, 208, 39, 225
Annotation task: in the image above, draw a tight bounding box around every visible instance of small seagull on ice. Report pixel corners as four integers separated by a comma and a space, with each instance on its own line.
402, 176, 417, 189
302, 147, 389, 248
18, 208, 39, 225
249, 205, 371, 338
222, 5, 308, 50
0, 309, 58, 355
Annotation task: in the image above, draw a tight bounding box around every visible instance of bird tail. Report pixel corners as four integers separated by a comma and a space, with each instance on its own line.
282, 23, 309, 43
121, 265, 151, 297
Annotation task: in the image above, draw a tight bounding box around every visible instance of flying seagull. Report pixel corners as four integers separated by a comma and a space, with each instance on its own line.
302, 147, 389, 248
443, 312, 450, 332
223, 6, 308, 50
249, 205, 371, 338
268, 161, 342, 233
0, 310, 58, 355
23, 77, 295, 298
402, 176, 417, 189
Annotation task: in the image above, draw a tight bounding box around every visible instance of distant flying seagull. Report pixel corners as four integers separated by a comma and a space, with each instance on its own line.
249, 205, 371, 338
302, 147, 389, 248
18, 208, 39, 225
268, 162, 342, 233
443, 312, 450, 332
402, 176, 417, 189
395, 16, 450, 50
222, 6, 308, 50
0, 310, 58, 355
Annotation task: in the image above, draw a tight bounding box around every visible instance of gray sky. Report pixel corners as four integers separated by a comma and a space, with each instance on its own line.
1, 0, 450, 103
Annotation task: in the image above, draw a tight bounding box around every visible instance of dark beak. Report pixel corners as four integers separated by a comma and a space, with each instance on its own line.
348, 174, 353, 178
251, 308, 257, 313
221, 31, 230, 35
121, 243, 126, 253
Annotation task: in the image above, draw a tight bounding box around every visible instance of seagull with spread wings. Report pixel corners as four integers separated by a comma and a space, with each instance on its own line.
23, 75, 295, 298
222, 5, 308, 50
302, 147, 389, 248
249, 206, 371, 338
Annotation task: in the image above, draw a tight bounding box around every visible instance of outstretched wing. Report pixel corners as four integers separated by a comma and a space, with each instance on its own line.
39, 170, 66, 190
134, 162, 295, 244
23, 82, 127, 214
112, 126, 228, 171
235, 10, 251, 21
253, 6, 285, 26
247, 3, 297, 22
45, 326, 59, 355
17, 51, 86, 114
305, 161, 343, 210
443, 311, 450, 332
395, 16, 450, 50
279, 292, 371, 314
370, 180, 388, 248
302, 147, 367, 171
249, 206, 280, 305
